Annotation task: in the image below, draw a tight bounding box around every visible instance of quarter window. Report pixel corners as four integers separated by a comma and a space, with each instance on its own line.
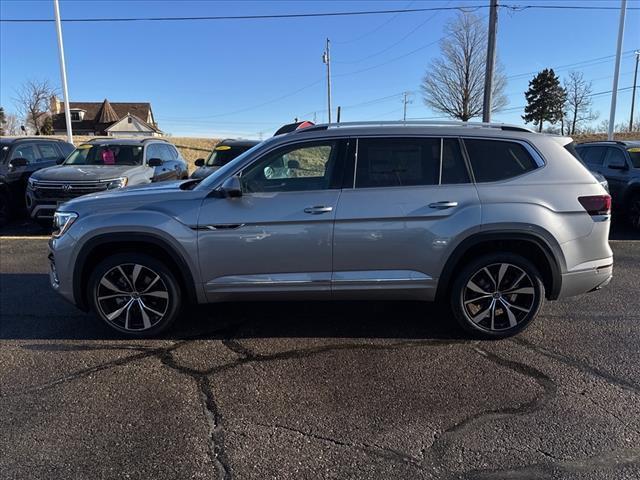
241, 142, 336, 193
464, 139, 539, 183
355, 137, 469, 188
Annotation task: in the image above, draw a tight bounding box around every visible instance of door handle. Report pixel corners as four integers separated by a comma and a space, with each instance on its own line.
428, 201, 458, 209
304, 206, 333, 214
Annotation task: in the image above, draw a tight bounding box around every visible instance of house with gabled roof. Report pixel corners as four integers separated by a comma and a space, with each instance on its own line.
51, 98, 162, 137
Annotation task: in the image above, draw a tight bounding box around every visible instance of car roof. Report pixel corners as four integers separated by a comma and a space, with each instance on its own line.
217, 138, 260, 148
0, 136, 73, 145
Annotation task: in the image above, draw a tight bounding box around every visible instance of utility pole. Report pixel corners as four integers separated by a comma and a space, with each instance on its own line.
402, 92, 412, 121
322, 38, 332, 123
53, 0, 73, 143
482, 0, 498, 123
608, 0, 627, 140
629, 50, 640, 132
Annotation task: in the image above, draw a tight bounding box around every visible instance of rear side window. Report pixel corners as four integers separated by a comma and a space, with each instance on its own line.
464, 139, 538, 183
577, 146, 606, 167
605, 147, 627, 168
355, 137, 469, 188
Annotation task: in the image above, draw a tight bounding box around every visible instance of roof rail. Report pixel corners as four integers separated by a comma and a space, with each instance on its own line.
295, 120, 534, 133
578, 139, 627, 145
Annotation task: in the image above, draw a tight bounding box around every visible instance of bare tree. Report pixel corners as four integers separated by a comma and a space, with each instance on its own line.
563, 71, 598, 134
421, 12, 508, 121
13, 80, 57, 134
3, 113, 20, 135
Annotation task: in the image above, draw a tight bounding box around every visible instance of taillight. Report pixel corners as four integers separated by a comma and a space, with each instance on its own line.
578, 195, 611, 216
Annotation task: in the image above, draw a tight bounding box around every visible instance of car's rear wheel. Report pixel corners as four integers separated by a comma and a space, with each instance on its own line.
88, 253, 182, 337
450, 253, 544, 339
627, 192, 640, 231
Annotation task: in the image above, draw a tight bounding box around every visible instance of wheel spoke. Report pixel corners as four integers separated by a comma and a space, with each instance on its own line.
467, 280, 490, 295
98, 293, 130, 301
490, 299, 496, 330
100, 277, 128, 294
142, 274, 160, 293
138, 300, 152, 330
500, 299, 518, 327
132, 264, 142, 290
483, 267, 497, 290
497, 264, 508, 290
501, 298, 531, 313
503, 287, 534, 295
508, 271, 527, 291
106, 298, 134, 321
124, 302, 133, 330
471, 299, 495, 324
464, 294, 492, 304
117, 266, 135, 292
139, 299, 165, 318
141, 290, 169, 299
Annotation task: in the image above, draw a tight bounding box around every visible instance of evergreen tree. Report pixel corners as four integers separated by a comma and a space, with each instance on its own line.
0, 107, 5, 136
40, 116, 54, 135
523, 69, 566, 132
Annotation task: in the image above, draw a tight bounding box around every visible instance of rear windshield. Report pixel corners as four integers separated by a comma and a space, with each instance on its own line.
628, 148, 640, 168
206, 145, 253, 167
64, 144, 143, 166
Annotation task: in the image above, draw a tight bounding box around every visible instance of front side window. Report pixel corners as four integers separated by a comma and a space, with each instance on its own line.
605, 147, 627, 168
628, 147, 640, 168
241, 142, 336, 193
10, 144, 39, 164
65, 144, 143, 166
464, 139, 538, 183
355, 137, 469, 188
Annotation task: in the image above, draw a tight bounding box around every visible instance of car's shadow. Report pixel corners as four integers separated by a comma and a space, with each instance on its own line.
0, 273, 465, 341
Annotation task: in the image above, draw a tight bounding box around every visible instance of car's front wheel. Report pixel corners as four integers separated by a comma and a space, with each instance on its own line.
88, 253, 182, 337
450, 253, 545, 339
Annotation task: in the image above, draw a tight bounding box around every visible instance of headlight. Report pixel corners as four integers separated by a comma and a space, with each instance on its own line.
52, 211, 78, 238
105, 177, 128, 189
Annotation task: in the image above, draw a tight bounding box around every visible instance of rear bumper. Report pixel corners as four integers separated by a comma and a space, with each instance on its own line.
557, 258, 613, 299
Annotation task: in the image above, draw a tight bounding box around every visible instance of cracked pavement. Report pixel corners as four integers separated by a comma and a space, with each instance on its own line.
1, 237, 639, 479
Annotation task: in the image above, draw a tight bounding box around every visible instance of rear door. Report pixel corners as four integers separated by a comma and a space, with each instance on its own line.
35, 141, 64, 170
332, 136, 480, 300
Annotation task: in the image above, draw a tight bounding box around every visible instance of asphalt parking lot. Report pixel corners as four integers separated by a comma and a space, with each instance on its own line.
1, 221, 639, 480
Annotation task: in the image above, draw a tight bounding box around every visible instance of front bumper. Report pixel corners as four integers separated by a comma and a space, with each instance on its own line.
557, 259, 613, 299
48, 236, 79, 307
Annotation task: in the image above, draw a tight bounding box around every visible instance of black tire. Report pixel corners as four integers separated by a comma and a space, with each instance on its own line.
450, 253, 545, 339
88, 253, 182, 337
627, 192, 640, 231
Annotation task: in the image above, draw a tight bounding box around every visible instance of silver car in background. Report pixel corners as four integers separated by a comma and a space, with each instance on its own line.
48, 121, 613, 338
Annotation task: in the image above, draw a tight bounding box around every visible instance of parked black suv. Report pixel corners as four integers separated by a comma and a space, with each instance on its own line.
576, 140, 640, 229
190, 139, 259, 180
0, 137, 74, 226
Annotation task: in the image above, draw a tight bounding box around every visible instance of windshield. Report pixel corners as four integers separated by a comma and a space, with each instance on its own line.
206, 146, 253, 167
196, 140, 269, 190
628, 148, 640, 168
64, 144, 143, 166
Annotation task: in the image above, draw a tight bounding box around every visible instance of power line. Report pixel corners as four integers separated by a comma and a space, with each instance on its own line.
333, 0, 415, 45
2, 4, 637, 23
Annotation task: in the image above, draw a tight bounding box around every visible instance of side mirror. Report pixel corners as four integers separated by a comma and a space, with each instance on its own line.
218, 175, 242, 198
9, 157, 27, 168
148, 158, 163, 167
287, 159, 300, 169
56, 157, 65, 165
194, 158, 205, 167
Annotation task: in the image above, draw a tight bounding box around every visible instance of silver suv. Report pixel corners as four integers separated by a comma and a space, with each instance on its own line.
48, 122, 613, 338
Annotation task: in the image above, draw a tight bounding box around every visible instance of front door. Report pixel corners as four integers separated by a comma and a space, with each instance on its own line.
197, 139, 347, 301
332, 136, 481, 300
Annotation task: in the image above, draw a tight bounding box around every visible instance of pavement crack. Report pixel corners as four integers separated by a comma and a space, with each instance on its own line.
198, 378, 232, 480
221, 339, 256, 359
252, 421, 423, 468
423, 347, 557, 468
512, 337, 640, 394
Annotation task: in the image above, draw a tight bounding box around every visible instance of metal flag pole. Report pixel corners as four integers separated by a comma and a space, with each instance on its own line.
53, 0, 73, 143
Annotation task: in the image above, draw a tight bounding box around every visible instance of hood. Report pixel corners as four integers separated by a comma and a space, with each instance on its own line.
32, 164, 143, 182
190, 166, 220, 180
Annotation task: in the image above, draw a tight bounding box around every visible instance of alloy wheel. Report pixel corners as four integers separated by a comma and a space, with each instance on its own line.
462, 263, 536, 332
96, 263, 169, 332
